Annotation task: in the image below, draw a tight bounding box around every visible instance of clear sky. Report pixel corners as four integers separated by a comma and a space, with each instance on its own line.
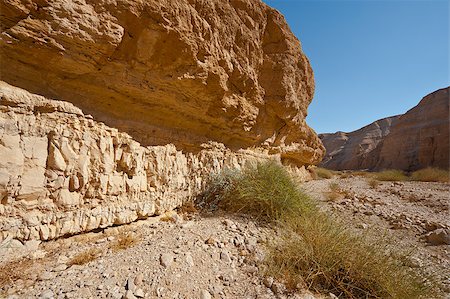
263, 0, 449, 134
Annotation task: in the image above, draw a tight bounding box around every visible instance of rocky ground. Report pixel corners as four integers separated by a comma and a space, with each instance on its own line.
302, 176, 450, 296
0, 176, 449, 299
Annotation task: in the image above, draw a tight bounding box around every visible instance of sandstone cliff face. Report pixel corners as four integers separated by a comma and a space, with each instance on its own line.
319, 116, 400, 170
0, 0, 324, 166
320, 87, 449, 171
376, 88, 449, 171
1, 82, 312, 241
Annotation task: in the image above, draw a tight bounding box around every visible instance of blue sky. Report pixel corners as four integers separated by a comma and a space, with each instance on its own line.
263, 0, 449, 134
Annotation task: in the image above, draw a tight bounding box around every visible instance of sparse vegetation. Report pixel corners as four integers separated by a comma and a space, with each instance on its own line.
374, 169, 408, 181
410, 167, 449, 183
368, 178, 380, 188
0, 258, 36, 287
68, 248, 101, 266
312, 167, 334, 179
204, 161, 431, 298
325, 182, 351, 201
110, 232, 139, 252
203, 161, 314, 222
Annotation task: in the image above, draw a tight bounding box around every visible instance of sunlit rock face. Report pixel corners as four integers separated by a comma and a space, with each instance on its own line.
320, 87, 449, 171
0, 0, 324, 166
1, 82, 314, 241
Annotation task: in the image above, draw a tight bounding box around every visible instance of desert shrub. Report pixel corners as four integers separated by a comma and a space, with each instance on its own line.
68, 248, 101, 266
368, 178, 380, 188
266, 215, 429, 298
374, 169, 407, 181
205, 161, 431, 298
312, 167, 334, 179
110, 233, 139, 252
325, 182, 352, 201
203, 161, 315, 222
410, 168, 449, 183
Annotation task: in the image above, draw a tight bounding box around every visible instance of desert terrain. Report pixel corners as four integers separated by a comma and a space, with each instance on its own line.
1, 173, 448, 298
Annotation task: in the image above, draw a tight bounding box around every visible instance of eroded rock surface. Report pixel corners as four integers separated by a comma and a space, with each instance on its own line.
0, 0, 324, 166
320, 116, 399, 170
0, 82, 311, 241
320, 87, 449, 171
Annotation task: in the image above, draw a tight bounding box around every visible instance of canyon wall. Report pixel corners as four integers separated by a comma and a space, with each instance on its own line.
0, 0, 323, 241
1, 82, 310, 242
320, 87, 449, 171
319, 116, 400, 170
0, 0, 324, 166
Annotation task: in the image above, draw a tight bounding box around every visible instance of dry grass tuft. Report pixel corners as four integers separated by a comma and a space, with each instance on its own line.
410, 168, 449, 183
202, 161, 314, 222
110, 233, 139, 252
204, 161, 432, 298
312, 167, 334, 179
0, 258, 36, 287
374, 169, 408, 181
265, 215, 429, 299
68, 248, 101, 266
325, 182, 351, 201
368, 178, 380, 188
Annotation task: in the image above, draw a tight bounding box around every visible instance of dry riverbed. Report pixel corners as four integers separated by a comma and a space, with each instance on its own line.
1, 177, 449, 298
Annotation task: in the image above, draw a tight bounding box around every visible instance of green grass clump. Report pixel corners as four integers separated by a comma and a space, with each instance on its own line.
204, 161, 432, 298
374, 169, 408, 181
410, 167, 449, 183
203, 161, 314, 222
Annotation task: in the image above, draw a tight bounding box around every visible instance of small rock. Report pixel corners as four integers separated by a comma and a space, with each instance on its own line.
134, 274, 144, 286
220, 250, 232, 264
40, 289, 54, 299
263, 276, 274, 288
24, 240, 41, 251
160, 253, 173, 267
126, 277, 136, 292
123, 289, 137, 299
329, 293, 339, 299
40, 271, 55, 281
53, 264, 67, 272
134, 289, 144, 298
425, 228, 450, 245
186, 253, 194, 267
271, 282, 286, 294
205, 237, 216, 245
200, 290, 212, 299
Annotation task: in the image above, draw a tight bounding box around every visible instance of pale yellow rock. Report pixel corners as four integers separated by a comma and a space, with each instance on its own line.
0, 0, 324, 166
0, 82, 314, 241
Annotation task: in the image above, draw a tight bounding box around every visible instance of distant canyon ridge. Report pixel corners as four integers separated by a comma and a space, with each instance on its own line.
320, 87, 449, 171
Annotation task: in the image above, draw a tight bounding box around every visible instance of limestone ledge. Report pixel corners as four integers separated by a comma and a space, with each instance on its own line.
0, 82, 312, 241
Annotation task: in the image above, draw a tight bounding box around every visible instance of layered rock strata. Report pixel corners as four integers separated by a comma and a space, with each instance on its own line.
0, 82, 310, 241
319, 116, 399, 170
0, 0, 324, 166
320, 87, 450, 171
376, 88, 449, 171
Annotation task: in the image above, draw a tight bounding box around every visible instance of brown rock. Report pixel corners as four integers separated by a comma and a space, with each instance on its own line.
320, 116, 399, 170
375, 87, 449, 171
0, 0, 323, 166
320, 87, 449, 171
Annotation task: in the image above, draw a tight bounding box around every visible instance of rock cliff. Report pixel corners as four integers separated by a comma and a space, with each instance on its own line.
376, 87, 449, 171
0, 0, 324, 166
1, 82, 311, 241
320, 87, 450, 171
319, 116, 400, 170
